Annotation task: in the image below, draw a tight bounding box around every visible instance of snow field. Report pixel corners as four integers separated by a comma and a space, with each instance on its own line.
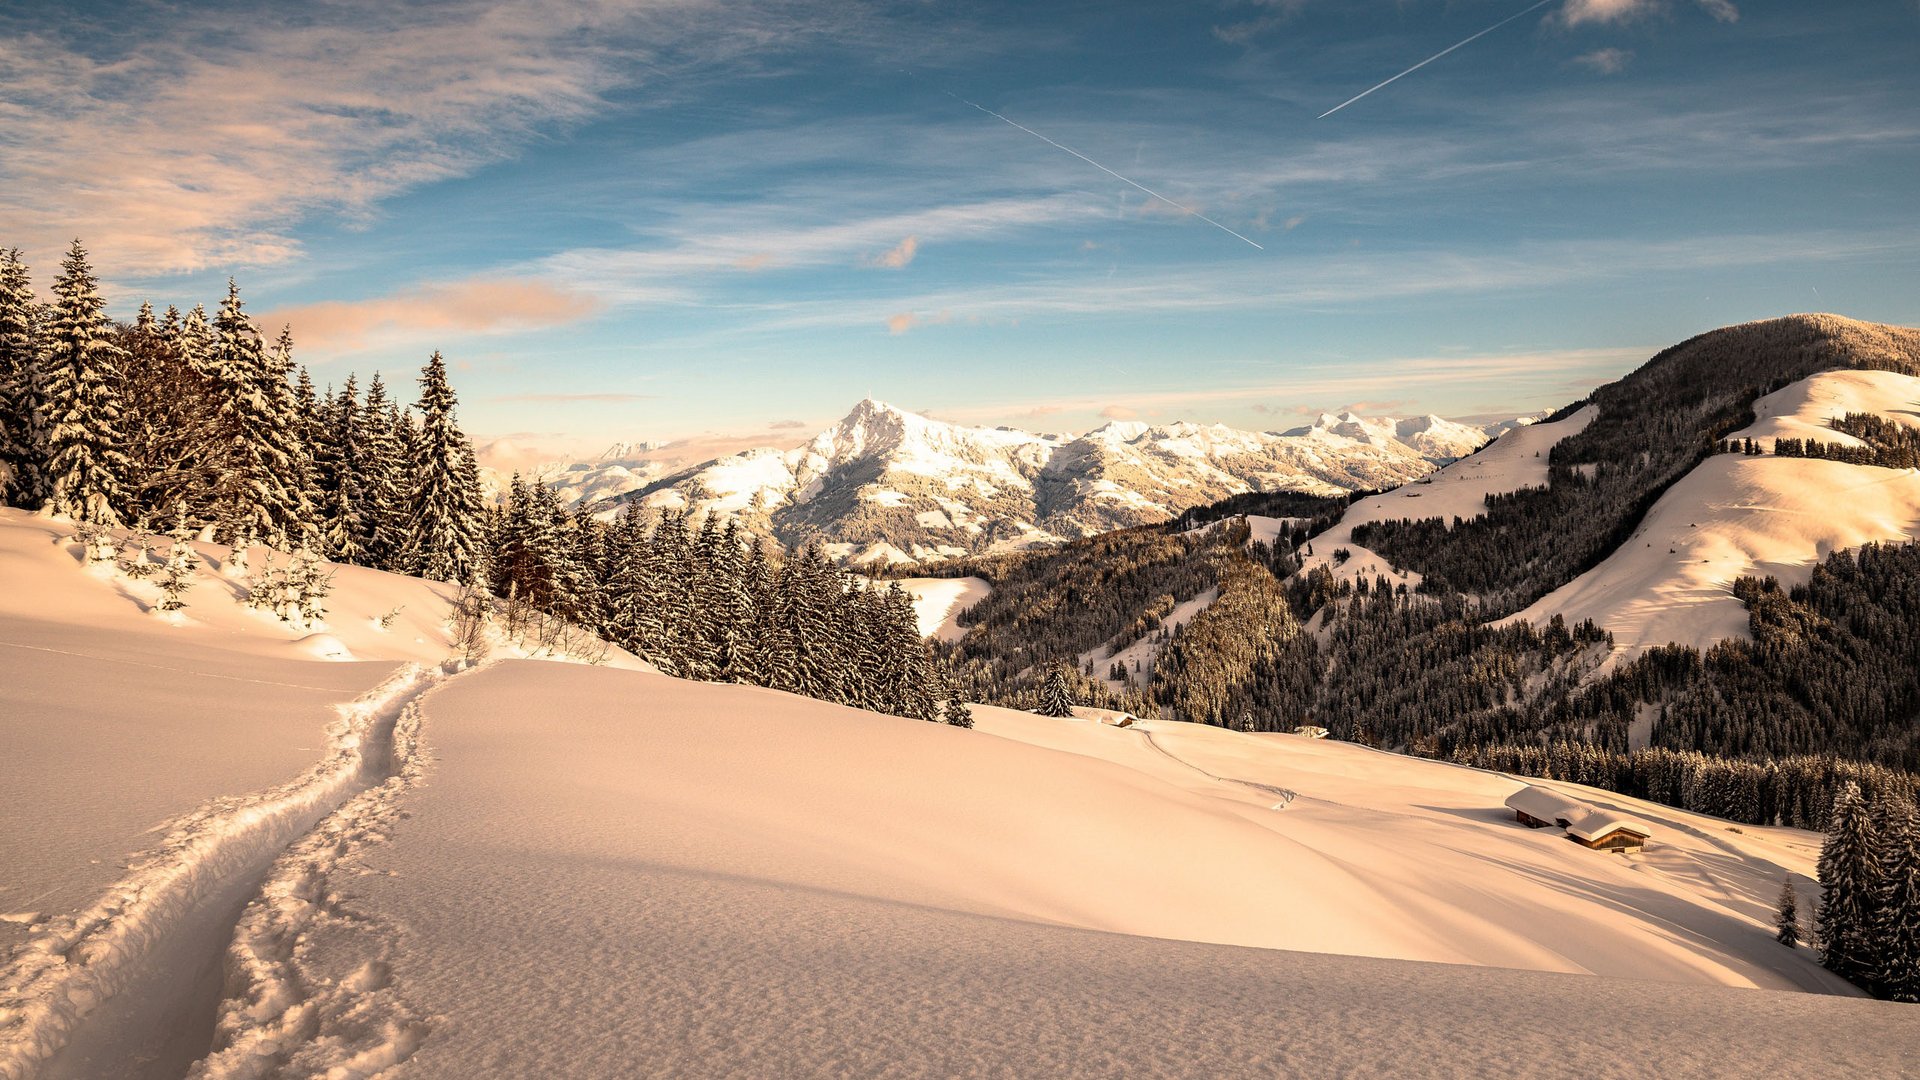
892, 576, 991, 642
314, 663, 1916, 1076
1512, 371, 1920, 653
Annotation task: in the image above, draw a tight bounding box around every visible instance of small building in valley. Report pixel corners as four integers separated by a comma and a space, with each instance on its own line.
1564, 809, 1653, 852
1504, 785, 1652, 853
1505, 785, 1585, 829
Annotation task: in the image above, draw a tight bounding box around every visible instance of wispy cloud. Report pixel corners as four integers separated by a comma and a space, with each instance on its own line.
1573, 47, 1634, 74
258, 276, 604, 357
0, 0, 874, 278
939, 347, 1651, 425
869, 235, 920, 269
494, 391, 655, 404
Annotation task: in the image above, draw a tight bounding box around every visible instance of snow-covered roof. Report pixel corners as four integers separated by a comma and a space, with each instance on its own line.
1504, 785, 1586, 825
1505, 786, 1653, 841
1566, 808, 1653, 842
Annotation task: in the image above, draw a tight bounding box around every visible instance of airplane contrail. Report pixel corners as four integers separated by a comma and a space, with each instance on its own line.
1318, 0, 1558, 119
947, 92, 1264, 250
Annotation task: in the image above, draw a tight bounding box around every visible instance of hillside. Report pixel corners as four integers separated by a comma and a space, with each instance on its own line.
595, 399, 1520, 564
10, 508, 1918, 1076
941, 315, 1920, 780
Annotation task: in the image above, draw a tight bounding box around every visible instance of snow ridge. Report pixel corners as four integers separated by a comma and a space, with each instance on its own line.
0, 664, 436, 1080
189, 664, 447, 1079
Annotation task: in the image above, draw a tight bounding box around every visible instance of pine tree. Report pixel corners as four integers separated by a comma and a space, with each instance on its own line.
207, 280, 303, 546
1038, 664, 1075, 718
1817, 782, 1884, 985
1877, 800, 1920, 1002
318, 377, 365, 562
41, 240, 129, 524
157, 518, 199, 613
403, 352, 482, 583
1776, 878, 1801, 947
354, 375, 407, 569
0, 248, 47, 509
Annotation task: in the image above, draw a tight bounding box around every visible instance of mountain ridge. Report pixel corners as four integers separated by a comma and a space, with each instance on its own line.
579, 398, 1529, 564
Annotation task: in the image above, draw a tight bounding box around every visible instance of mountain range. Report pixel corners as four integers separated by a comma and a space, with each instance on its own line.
526, 400, 1528, 564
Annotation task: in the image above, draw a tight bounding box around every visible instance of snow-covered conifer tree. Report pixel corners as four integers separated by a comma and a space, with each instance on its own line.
354, 375, 407, 568
208, 281, 304, 546
402, 352, 482, 583
0, 247, 46, 507
157, 519, 199, 613
1776, 878, 1800, 947
42, 240, 129, 524
1817, 782, 1884, 985
1037, 664, 1075, 718
1877, 800, 1920, 1001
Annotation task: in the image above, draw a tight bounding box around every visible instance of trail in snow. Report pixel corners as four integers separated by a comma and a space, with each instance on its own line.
188, 665, 444, 1080
1138, 726, 1296, 809
0, 663, 452, 1080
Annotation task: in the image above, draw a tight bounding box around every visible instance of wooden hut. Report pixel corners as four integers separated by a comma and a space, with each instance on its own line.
1505, 785, 1584, 829
1564, 809, 1652, 852
1503, 785, 1652, 852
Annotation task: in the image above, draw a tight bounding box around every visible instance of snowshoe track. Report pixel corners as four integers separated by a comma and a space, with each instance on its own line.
0, 663, 446, 1080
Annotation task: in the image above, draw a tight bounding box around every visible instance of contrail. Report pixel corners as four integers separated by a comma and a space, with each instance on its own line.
947, 92, 1264, 250
1318, 0, 1558, 119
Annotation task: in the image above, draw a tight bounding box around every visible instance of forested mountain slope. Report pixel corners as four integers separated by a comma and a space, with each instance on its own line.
944, 315, 1920, 817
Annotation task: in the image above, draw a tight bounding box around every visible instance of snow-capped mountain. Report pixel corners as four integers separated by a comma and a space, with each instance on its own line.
595, 399, 1528, 564
478, 441, 679, 509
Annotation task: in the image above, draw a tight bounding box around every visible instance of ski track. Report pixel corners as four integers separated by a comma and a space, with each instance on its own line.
1138, 727, 1297, 810
0, 662, 451, 1080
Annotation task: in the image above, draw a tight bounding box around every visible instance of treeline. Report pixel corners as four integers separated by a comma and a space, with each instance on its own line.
1350, 316, 1920, 615
0, 242, 486, 580
0, 241, 950, 723
1451, 742, 1915, 832
490, 477, 954, 723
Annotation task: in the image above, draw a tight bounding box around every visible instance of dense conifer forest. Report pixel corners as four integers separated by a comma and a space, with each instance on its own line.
0, 241, 945, 722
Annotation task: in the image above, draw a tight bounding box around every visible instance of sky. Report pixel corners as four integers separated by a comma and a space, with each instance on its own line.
2, 0, 1917, 463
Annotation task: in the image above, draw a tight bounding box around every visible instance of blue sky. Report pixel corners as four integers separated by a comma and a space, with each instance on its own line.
3, 0, 1917, 459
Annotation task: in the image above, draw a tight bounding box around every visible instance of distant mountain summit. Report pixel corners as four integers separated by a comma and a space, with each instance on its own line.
583, 399, 1527, 564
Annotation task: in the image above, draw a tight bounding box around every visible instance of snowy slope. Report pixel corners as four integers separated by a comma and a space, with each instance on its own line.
1296, 405, 1598, 585
203, 664, 1918, 1076
1510, 370, 1920, 654
0, 509, 639, 1079
892, 576, 991, 641
6, 505, 1916, 1077
594, 399, 1523, 563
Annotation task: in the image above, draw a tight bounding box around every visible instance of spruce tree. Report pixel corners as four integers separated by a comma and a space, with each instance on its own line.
1877, 800, 1920, 1001
0, 247, 46, 507
42, 240, 129, 524
1817, 782, 1884, 985
1776, 878, 1800, 947
1038, 664, 1075, 718
207, 281, 303, 546
403, 352, 481, 583
354, 375, 407, 569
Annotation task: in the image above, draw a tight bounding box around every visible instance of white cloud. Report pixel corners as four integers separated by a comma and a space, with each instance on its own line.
1697, 0, 1740, 23
1573, 48, 1635, 74
1555, 0, 1659, 27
